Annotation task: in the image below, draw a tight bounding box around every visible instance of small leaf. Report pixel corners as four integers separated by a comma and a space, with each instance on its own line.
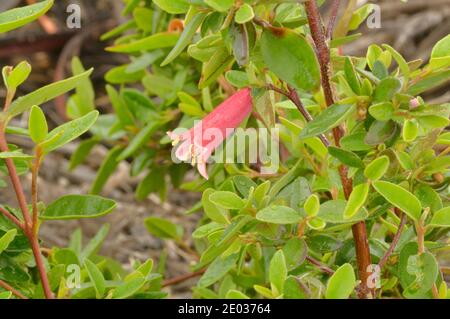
29, 105, 48, 144
198, 254, 237, 287
40, 111, 98, 153
161, 12, 206, 66
41, 195, 116, 220
364, 155, 390, 181
344, 183, 369, 219
328, 146, 364, 168
204, 0, 233, 12
0, 0, 53, 34
7, 69, 93, 118
261, 27, 320, 91
90, 146, 123, 195
225, 290, 250, 299
299, 104, 355, 139
307, 217, 326, 230
235, 4, 254, 24
269, 250, 287, 296
304, 194, 320, 217
368, 102, 394, 121
84, 259, 106, 298
0, 229, 17, 254
325, 263, 356, 299
428, 207, 450, 228
209, 191, 245, 210
402, 119, 419, 142
198, 46, 234, 89
373, 77, 401, 102
144, 217, 183, 240
5, 61, 31, 90
372, 181, 422, 221
202, 189, 229, 224
105, 32, 179, 53
256, 205, 302, 224
318, 200, 368, 224
112, 277, 146, 299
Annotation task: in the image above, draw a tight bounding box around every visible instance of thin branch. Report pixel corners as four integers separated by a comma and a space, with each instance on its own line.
326, 0, 341, 40
0, 206, 23, 229
378, 211, 407, 269
266, 84, 331, 146
0, 279, 28, 299
306, 256, 334, 275
162, 269, 205, 287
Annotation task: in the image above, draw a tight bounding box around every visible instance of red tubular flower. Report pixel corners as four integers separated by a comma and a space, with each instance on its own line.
168, 88, 253, 179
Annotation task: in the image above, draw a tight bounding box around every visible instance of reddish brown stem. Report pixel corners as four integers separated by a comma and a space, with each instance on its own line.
0, 279, 28, 299
326, 0, 341, 39
0, 206, 23, 229
304, 0, 373, 298
162, 269, 206, 287
378, 211, 407, 269
306, 256, 335, 275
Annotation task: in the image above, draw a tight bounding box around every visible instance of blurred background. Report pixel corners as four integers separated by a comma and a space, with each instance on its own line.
0, 0, 449, 296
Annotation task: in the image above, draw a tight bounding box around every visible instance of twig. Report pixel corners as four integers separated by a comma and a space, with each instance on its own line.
306, 256, 335, 275
0, 206, 23, 229
162, 269, 206, 287
378, 211, 407, 269
0, 280, 28, 299
266, 84, 331, 146
326, 0, 341, 40
304, 0, 373, 299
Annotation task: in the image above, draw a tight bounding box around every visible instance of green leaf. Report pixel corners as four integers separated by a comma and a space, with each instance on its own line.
112, 277, 146, 299
414, 184, 442, 214
144, 217, 183, 240
5, 61, 31, 90
256, 205, 302, 224
0, 292, 12, 299
161, 12, 206, 66
403, 252, 439, 298
153, 0, 189, 14
0, 0, 53, 34
307, 217, 326, 230
372, 181, 422, 221
0, 229, 17, 254
299, 104, 355, 139
431, 34, 450, 58
373, 77, 401, 102
80, 224, 110, 262
235, 4, 254, 24
41, 195, 116, 220
198, 254, 237, 287
328, 146, 364, 168
368, 102, 394, 121
382, 44, 410, 80
105, 65, 144, 84
133, 7, 153, 33
136, 169, 166, 200
408, 70, 450, 96
225, 70, 249, 88
69, 137, 99, 170
90, 146, 123, 195
304, 194, 320, 217
0, 151, 33, 159
344, 182, 369, 219
7, 68, 93, 119
105, 32, 180, 53
117, 122, 161, 161
198, 46, 234, 89
261, 27, 320, 91
402, 119, 418, 142
318, 199, 368, 223
84, 259, 106, 299
28, 105, 48, 143
40, 111, 98, 154
283, 277, 307, 299
344, 57, 361, 94
202, 189, 229, 224
282, 238, 307, 271
204, 0, 233, 12
325, 263, 356, 299
365, 120, 398, 146
209, 191, 246, 210
269, 250, 287, 296
364, 155, 390, 181
428, 207, 450, 228
225, 290, 250, 299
